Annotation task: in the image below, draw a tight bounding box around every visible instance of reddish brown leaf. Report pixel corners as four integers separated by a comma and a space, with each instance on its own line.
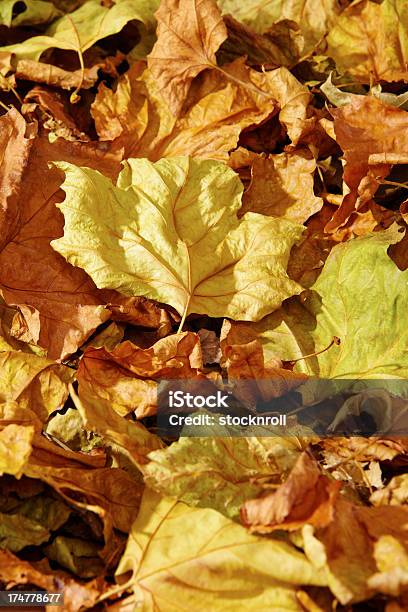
78, 332, 203, 419
148, 0, 228, 116
241, 452, 341, 532
326, 97, 408, 231
0, 111, 122, 359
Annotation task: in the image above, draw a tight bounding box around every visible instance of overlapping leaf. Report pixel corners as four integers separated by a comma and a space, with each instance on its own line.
52, 156, 303, 323
144, 435, 304, 518
0, 110, 121, 359
1, 0, 158, 61
114, 488, 327, 610
77, 332, 203, 419
326, 0, 408, 83
237, 225, 408, 379
0, 0, 407, 607
219, 0, 341, 52
0, 0, 61, 27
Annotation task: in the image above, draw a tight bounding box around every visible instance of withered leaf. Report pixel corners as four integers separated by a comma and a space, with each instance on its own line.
239, 151, 323, 223
327, 0, 408, 84
220, 319, 308, 408
148, 0, 228, 116
0, 549, 105, 612
144, 435, 303, 518
303, 500, 408, 604
0, 0, 408, 606
77, 332, 203, 419
92, 62, 280, 161
241, 452, 341, 532
219, 0, 341, 53
326, 96, 408, 231
52, 156, 303, 323
114, 488, 327, 610
0, 350, 72, 420
0, 110, 122, 359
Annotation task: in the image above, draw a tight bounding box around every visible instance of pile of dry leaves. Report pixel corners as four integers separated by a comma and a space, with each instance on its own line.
0, 0, 408, 610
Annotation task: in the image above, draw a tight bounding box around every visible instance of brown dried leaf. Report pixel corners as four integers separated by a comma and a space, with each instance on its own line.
16, 59, 100, 90
326, 97, 408, 231
221, 319, 307, 408
0, 549, 105, 612
148, 0, 228, 116
239, 152, 323, 223
326, 0, 408, 84
0, 108, 34, 250
92, 62, 280, 161
241, 452, 341, 532
77, 332, 203, 419
303, 500, 408, 604
371, 475, 408, 507
0, 110, 122, 359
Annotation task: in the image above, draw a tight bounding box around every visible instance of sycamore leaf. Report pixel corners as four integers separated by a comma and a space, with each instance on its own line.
144, 436, 303, 518
221, 14, 304, 68
0, 110, 122, 360
148, 0, 228, 116
0, 351, 73, 420
0, 0, 61, 27
71, 383, 165, 467
241, 452, 341, 532
239, 152, 323, 223
220, 321, 308, 408
243, 225, 408, 379
1, 0, 158, 61
0, 108, 34, 252
77, 332, 203, 419
115, 488, 327, 610
92, 62, 279, 161
326, 0, 408, 83
93, 60, 309, 156
218, 0, 341, 52
302, 500, 408, 604
52, 157, 303, 324
147, 0, 311, 128
326, 96, 408, 232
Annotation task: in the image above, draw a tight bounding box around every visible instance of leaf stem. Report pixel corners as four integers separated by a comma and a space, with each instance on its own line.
66, 14, 85, 103
289, 336, 341, 364
10, 85, 22, 104
380, 179, 408, 190
177, 295, 191, 334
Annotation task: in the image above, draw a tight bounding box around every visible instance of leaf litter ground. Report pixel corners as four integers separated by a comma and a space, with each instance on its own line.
0, 1, 408, 610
